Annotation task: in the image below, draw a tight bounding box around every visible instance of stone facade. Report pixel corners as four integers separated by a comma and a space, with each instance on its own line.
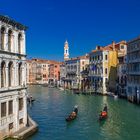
27, 59, 49, 84
117, 43, 127, 97
27, 59, 61, 86
60, 63, 66, 87
0, 15, 28, 139
48, 62, 61, 86
63, 55, 89, 89
89, 41, 125, 94
127, 36, 140, 103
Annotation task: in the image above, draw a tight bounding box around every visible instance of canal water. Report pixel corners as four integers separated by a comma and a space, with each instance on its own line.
27, 85, 140, 140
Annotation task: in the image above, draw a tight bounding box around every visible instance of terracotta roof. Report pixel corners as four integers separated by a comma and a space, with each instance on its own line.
90, 40, 126, 53
27, 58, 61, 65
66, 54, 89, 61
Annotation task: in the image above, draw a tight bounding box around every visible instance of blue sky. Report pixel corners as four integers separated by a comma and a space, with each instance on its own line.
0, 0, 140, 61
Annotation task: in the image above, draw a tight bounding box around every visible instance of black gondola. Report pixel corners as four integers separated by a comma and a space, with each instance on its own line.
66, 106, 78, 122
27, 97, 35, 103
99, 105, 108, 121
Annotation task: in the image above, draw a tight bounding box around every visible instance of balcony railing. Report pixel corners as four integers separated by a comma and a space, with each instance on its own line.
0, 85, 27, 93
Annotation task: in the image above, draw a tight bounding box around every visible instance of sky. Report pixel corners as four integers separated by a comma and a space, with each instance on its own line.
0, 0, 140, 61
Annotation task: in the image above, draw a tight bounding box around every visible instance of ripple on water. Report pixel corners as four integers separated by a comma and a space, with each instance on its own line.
27, 86, 140, 140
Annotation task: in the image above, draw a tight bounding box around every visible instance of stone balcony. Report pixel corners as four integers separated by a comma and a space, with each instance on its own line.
127, 58, 140, 63
0, 85, 27, 93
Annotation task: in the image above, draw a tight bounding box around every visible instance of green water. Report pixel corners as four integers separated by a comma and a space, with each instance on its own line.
27, 85, 140, 140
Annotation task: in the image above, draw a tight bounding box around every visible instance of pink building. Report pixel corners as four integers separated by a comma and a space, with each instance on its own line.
48, 61, 61, 86
27, 58, 61, 85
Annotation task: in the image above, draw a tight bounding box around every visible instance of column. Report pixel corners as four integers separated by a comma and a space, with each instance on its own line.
11, 64, 15, 87
4, 32, 8, 51
5, 65, 8, 88
0, 25, 1, 50
15, 62, 19, 86
0, 60, 1, 88
22, 33, 26, 55
11, 34, 14, 52
23, 91, 27, 126
14, 96, 19, 131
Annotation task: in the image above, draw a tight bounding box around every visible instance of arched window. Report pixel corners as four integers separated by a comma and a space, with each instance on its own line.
8, 30, 12, 52
18, 33, 22, 54
1, 27, 5, 50
8, 62, 13, 87
18, 63, 22, 85
1, 61, 6, 87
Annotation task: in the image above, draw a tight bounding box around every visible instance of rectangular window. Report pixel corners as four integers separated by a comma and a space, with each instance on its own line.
19, 98, 23, 111
105, 68, 108, 74
19, 118, 23, 125
121, 45, 124, 49
9, 122, 13, 130
105, 55, 108, 60
8, 100, 13, 115
1, 102, 7, 117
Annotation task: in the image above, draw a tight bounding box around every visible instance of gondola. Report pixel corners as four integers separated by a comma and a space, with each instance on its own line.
27, 97, 35, 103
66, 106, 78, 122
99, 111, 107, 121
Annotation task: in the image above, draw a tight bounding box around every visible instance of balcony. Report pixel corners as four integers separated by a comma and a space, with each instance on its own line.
127, 58, 140, 63
127, 71, 140, 75
0, 85, 27, 93
118, 50, 126, 57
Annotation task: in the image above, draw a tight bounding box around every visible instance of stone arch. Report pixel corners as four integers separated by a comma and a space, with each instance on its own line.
8, 61, 14, 87
8, 29, 13, 52
18, 62, 22, 85
1, 61, 6, 87
1, 26, 6, 50
18, 33, 22, 54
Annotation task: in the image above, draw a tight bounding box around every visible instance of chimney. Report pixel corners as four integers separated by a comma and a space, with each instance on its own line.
96, 45, 100, 50
112, 41, 115, 50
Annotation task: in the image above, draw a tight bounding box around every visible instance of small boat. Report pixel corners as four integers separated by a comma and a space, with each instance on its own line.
99, 111, 107, 121
66, 106, 78, 122
27, 97, 35, 103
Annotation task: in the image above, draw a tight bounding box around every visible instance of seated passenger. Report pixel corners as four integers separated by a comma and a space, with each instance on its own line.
103, 104, 107, 112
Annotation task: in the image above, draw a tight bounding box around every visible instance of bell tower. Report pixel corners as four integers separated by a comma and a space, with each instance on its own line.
64, 40, 69, 61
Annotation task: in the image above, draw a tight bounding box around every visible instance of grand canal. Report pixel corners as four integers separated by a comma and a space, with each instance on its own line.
27, 85, 140, 140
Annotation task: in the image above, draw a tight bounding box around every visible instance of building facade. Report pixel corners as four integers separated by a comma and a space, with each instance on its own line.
27, 59, 49, 85
116, 43, 127, 97
0, 15, 28, 138
60, 63, 66, 87
89, 41, 125, 94
63, 55, 89, 89
48, 61, 61, 86
127, 37, 140, 103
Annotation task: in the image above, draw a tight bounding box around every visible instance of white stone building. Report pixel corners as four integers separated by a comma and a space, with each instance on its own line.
89, 48, 108, 94
89, 41, 126, 95
0, 15, 28, 138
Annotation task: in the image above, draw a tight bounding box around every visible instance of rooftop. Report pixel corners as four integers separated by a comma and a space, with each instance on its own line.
0, 15, 27, 30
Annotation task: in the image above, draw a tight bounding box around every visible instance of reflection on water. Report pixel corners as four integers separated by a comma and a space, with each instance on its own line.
27, 85, 140, 140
